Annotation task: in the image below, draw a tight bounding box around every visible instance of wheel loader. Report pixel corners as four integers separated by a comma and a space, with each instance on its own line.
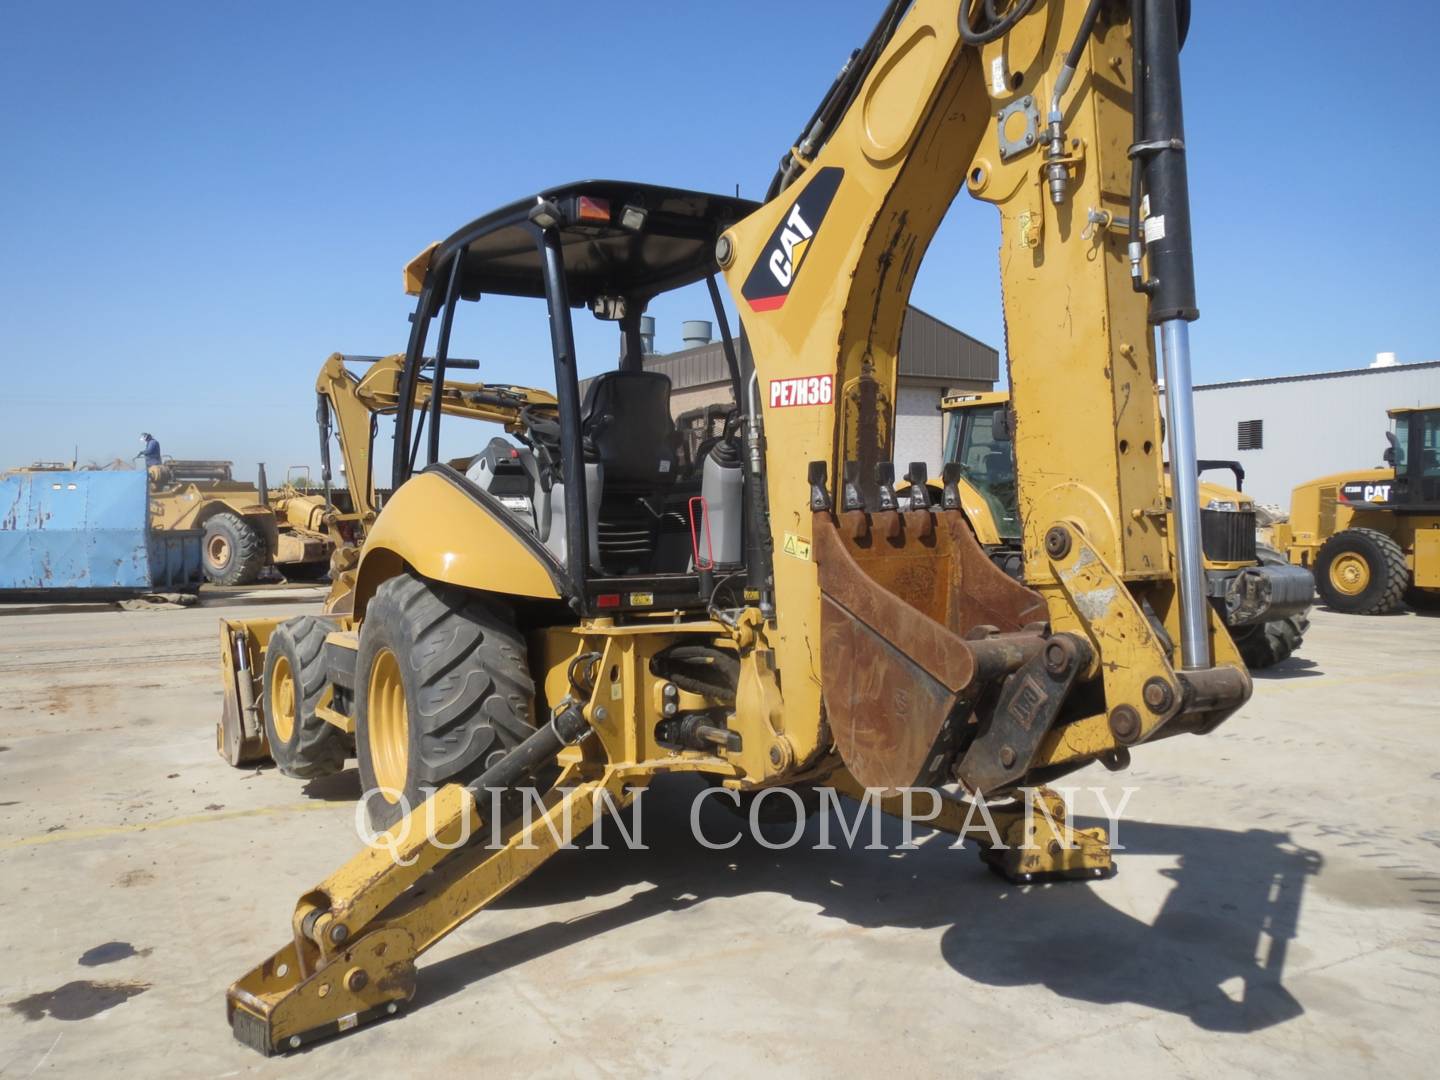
225, 0, 1265, 1053
1268, 405, 1440, 614
939, 392, 1313, 666
217, 351, 558, 766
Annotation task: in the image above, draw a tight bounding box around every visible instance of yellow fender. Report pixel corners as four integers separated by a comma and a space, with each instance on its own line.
353, 469, 565, 613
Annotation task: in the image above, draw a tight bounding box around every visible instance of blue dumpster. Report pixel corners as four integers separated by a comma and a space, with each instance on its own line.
0, 471, 203, 592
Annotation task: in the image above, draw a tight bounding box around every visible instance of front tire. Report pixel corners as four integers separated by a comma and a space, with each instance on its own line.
1314, 528, 1407, 615
354, 573, 538, 832
203, 511, 266, 585
263, 616, 347, 778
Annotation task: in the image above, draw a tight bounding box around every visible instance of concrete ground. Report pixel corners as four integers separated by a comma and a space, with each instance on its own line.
1, 597, 1437, 1078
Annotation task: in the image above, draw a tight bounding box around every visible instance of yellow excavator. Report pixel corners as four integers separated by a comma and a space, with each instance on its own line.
226, 0, 1272, 1052
216, 352, 556, 767
939, 392, 1313, 666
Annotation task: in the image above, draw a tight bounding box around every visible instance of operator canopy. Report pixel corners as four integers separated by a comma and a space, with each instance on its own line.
422, 181, 760, 307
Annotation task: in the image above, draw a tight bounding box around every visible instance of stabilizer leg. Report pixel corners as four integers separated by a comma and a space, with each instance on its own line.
228, 762, 638, 1054
978, 786, 1113, 884
833, 773, 1112, 884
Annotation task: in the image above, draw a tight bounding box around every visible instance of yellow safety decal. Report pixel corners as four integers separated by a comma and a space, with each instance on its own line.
628, 592, 654, 607
782, 533, 812, 560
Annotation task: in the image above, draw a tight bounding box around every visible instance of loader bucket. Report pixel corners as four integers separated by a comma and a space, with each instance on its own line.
217, 616, 284, 766
813, 499, 1061, 793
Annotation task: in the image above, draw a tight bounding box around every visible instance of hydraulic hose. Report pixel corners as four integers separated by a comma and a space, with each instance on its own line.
1127, 0, 1148, 288
766, 0, 909, 198
960, 0, 1037, 46
1044, 0, 1105, 203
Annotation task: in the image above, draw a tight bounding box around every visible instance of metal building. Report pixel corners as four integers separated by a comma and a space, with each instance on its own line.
599, 306, 999, 475
1192, 359, 1440, 506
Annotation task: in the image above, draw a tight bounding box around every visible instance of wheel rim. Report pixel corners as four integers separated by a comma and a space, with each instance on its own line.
367, 648, 408, 804
270, 655, 296, 743
1329, 553, 1371, 596
207, 533, 231, 569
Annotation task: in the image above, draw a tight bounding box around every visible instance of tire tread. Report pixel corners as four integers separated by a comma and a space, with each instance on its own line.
204, 511, 267, 586
265, 615, 346, 778
1315, 527, 1407, 615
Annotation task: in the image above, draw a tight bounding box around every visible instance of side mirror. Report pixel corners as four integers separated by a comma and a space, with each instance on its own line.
1383, 447, 1395, 466
993, 408, 1014, 442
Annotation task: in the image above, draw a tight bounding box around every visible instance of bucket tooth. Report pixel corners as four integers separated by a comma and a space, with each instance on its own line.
905, 462, 931, 509
842, 461, 865, 511
807, 461, 832, 512
941, 462, 963, 510
875, 462, 898, 511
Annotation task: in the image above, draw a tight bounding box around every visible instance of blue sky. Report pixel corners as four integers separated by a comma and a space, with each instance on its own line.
3, 1, 1437, 475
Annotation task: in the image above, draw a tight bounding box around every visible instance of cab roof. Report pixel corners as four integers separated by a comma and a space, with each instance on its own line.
412, 181, 759, 306
941, 390, 1011, 410
1387, 405, 1440, 417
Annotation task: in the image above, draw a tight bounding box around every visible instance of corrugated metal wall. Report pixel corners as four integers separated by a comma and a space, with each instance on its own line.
897, 307, 999, 383
1192, 362, 1440, 506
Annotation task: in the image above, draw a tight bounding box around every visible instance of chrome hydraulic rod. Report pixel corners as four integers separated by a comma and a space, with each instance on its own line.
1160, 319, 1210, 670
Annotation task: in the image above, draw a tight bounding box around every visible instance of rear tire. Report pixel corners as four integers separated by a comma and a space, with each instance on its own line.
203, 512, 266, 585
355, 573, 538, 832
1314, 528, 1407, 615
263, 616, 347, 778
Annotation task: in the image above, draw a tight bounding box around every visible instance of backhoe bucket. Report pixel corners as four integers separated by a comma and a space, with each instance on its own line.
813, 498, 1061, 793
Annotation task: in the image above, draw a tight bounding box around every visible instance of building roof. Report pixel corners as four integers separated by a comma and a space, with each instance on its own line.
612, 305, 999, 393
1196, 359, 1440, 392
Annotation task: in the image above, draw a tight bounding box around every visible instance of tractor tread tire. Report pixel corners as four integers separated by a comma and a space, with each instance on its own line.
1314, 527, 1407, 615
263, 616, 347, 778
356, 573, 536, 832
1236, 613, 1309, 670
204, 511, 267, 586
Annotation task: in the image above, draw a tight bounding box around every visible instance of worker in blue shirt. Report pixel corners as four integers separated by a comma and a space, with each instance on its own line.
137, 432, 162, 469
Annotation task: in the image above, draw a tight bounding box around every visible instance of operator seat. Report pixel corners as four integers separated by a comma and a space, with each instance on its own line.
580, 371, 678, 487
983, 448, 1013, 486
579, 371, 681, 572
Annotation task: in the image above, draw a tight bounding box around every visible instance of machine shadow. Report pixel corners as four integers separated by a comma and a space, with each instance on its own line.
415, 775, 1321, 1034
299, 769, 363, 802
1252, 656, 1323, 680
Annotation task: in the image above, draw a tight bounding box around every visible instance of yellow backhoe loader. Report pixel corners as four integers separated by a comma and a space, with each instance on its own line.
216, 351, 557, 767
1269, 405, 1440, 614
939, 392, 1313, 666
226, 0, 1267, 1053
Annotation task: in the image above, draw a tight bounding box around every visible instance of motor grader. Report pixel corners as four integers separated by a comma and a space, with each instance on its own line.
226, 0, 1261, 1053
939, 392, 1313, 666
218, 351, 557, 767
1268, 405, 1440, 614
